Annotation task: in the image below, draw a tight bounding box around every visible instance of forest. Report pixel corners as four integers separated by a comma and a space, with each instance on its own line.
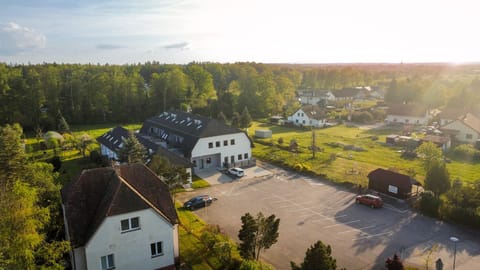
2, 62, 480, 131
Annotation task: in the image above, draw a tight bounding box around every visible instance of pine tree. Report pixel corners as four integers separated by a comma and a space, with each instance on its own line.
291, 241, 340, 270
240, 106, 252, 129
117, 132, 147, 164
238, 212, 280, 261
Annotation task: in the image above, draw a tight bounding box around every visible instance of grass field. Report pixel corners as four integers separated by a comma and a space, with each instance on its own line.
250, 121, 480, 184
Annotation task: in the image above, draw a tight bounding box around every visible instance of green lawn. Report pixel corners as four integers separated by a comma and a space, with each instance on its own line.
250, 121, 480, 184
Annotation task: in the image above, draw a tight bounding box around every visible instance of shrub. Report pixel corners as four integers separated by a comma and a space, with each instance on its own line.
418, 191, 440, 217
451, 144, 478, 161
47, 156, 62, 172
277, 137, 284, 145
90, 150, 102, 164
351, 111, 374, 123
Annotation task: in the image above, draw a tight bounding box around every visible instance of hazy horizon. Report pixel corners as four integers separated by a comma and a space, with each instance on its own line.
1, 0, 479, 65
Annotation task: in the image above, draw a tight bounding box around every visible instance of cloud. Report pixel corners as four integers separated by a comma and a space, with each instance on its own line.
163, 42, 189, 50
96, 44, 125, 50
0, 22, 46, 55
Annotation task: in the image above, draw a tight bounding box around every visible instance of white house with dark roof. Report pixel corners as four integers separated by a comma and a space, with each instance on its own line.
140, 110, 254, 171
287, 105, 328, 127
385, 104, 431, 125
441, 113, 480, 143
61, 164, 178, 270
297, 89, 335, 105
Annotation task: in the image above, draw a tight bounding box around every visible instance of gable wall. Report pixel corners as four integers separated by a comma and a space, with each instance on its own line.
85, 208, 176, 270
443, 120, 480, 143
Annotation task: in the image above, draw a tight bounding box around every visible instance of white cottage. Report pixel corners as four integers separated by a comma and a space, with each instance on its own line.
61, 164, 179, 270
385, 104, 431, 125
140, 111, 254, 170
441, 113, 480, 143
288, 105, 328, 128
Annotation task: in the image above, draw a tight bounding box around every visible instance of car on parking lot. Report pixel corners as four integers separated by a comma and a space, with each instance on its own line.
183, 195, 213, 210
355, 194, 383, 208
227, 167, 245, 177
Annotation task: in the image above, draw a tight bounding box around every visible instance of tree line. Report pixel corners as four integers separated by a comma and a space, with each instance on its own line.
2, 62, 477, 131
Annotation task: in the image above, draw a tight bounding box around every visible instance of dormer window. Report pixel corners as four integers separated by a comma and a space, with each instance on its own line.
121, 217, 140, 232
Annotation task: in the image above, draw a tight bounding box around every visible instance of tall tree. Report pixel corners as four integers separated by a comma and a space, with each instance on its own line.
291, 241, 340, 270
240, 106, 252, 129
416, 142, 443, 172
238, 212, 280, 261
148, 154, 190, 201
385, 254, 404, 270
117, 132, 147, 164
424, 160, 451, 199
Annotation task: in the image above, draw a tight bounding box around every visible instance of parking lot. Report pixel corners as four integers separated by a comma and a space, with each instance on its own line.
178, 164, 480, 269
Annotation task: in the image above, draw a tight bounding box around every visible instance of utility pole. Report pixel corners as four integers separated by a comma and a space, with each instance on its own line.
312, 127, 316, 159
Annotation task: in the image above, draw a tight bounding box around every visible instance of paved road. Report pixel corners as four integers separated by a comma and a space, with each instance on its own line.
178, 164, 480, 270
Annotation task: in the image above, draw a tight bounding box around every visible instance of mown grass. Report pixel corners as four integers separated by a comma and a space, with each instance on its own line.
250, 121, 480, 184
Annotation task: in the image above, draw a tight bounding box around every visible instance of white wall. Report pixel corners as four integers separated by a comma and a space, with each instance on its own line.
443, 121, 480, 143
386, 114, 429, 125
84, 208, 177, 270
288, 109, 326, 127
191, 132, 252, 168
100, 144, 118, 160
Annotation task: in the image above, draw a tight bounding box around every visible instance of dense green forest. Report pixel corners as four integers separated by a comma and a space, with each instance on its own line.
1, 62, 480, 130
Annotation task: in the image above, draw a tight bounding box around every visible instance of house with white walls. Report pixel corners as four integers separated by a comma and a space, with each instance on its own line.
385, 104, 431, 125
297, 89, 336, 105
140, 110, 254, 170
441, 113, 480, 144
61, 163, 179, 270
96, 126, 193, 182
287, 105, 328, 128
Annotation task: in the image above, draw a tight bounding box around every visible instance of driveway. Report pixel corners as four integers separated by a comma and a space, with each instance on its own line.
194, 165, 272, 185
178, 164, 480, 270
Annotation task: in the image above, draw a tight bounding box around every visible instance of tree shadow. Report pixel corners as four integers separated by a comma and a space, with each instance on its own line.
334, 202, 480, 269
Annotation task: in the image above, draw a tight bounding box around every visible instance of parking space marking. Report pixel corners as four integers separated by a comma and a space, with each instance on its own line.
383, 204, 409, 214
354, 231, 394, 241
337, 225, 376, 234
321, 220, 360, 229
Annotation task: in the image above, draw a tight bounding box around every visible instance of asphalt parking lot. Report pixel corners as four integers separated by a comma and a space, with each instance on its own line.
178, 164, 480, 270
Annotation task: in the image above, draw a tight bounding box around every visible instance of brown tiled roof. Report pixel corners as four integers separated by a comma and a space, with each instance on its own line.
421, 135, 450, 144
439, 107, 466, 120
300, 105, 326, 120
387, 104, 428, 117
459, 113, 480, 133
61, 164, 177, 248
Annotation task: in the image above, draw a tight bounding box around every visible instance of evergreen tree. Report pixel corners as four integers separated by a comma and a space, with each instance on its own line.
231, 111, 241, 128
217, 111, 227, 124
117, 132, 147, 164
291, 241, 340, 270
240, 106, 252, 129
57, 111, 70, 134
425, 160, 451, 199
385, 254, 404, 270
148, 154, 190, 202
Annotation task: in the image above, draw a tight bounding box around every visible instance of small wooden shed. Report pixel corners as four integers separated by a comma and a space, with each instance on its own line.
367, 168, 414, 199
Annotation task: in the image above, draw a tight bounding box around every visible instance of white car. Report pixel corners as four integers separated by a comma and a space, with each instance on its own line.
228, 167, 245, 177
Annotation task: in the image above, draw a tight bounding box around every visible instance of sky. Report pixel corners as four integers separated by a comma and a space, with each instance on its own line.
1, 0, 480, 64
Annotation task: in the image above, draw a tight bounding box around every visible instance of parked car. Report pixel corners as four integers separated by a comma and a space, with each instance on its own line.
355, 194, 383, 208
227, 167, 245, 177
183, 195, 213, 210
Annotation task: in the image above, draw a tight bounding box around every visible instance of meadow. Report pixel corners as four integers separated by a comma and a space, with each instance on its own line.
250, 122, 480, 186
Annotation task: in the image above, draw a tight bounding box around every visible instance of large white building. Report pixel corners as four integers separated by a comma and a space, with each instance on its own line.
288, 105, 328, 128
61, 164, 179, 270
140, 111, 254, 170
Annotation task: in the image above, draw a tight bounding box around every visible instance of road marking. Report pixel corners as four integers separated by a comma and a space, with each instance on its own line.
354, 231, 393, 240
383, 204, 409, 214
309, 182, 324, 186
321, 220, 360, 229
338, 225, 376, 234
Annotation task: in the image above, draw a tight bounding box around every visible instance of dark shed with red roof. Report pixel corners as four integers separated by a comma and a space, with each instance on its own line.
367, 168, 413, 199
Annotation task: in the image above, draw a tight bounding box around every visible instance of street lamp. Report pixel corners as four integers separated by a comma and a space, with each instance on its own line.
450, 236, 459, 270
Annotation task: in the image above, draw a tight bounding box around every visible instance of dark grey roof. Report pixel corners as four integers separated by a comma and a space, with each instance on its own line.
96, 126, 129, 153
297, 105, 326, 120
61, 164, 177, 248
140, 110, 248, 157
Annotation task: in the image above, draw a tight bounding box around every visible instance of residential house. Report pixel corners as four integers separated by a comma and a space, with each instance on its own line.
287, 105, 328, 128
441, 113, 480, 144
385, 104, 431, 125
96, 126, 193, 182
140, 110, 254, 170
61, 163, 179, 270
332, 88, 367, 101
297, 89, 336, 105
439, 107, 468, 126
367, 168, 417, 199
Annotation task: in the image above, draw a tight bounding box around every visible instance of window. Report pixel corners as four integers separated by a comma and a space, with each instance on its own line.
208, 142, 213, 148
296, 119, 299, 123
244, 153, 248, 159
230, 139, 235, 145
302, 120, 306, 124
150, 242, 163, 257
121, 217, 140, 232
206, 158, 211, 164
216, 141, 220, 147
231, 155, 234, 164
101, 254, 115, 270
466, 134, 473, 139
238, 154, 242, 160
223, 140, 228, 146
